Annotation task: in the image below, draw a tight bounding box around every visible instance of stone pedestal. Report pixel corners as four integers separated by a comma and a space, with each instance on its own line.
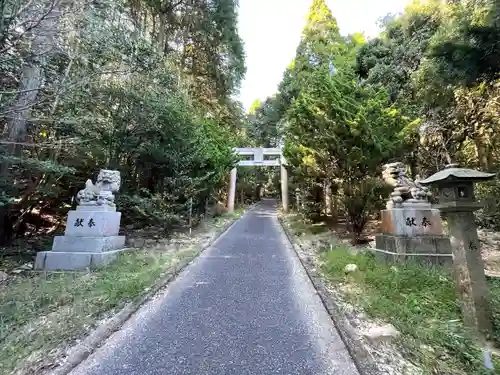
374, 234, 453, 266
380, 206, 443, 236
370, 204, 453, 266
35, 205, 127, 270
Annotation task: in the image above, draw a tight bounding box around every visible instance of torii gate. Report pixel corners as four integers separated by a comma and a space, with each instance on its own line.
227, 147, 288, 213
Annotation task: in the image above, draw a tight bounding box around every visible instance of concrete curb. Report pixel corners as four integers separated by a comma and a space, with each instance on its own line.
51, 204, 257, 375
278, 215, 381, 375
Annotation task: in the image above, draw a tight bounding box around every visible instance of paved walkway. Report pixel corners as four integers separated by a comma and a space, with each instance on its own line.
71, 200, 359, 375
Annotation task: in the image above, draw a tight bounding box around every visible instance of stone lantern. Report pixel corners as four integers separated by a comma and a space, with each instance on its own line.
420, 163, 495, 334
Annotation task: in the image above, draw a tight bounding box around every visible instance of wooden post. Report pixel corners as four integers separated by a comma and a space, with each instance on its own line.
188, 197, 193, 236
295, 188, 300, 212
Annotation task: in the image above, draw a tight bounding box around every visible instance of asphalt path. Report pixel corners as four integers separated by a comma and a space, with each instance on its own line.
70, 199, 359, 375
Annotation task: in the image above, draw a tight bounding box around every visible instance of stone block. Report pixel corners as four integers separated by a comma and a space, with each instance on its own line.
34, 248, 130, 270
52, 235, 125, 253
366, 247, 454, 268
380, 208, 443, 236
405, 253, 454, 267
374, 233, 453, 267
35, 251, 91, 270
91, 251, 121, 266
76, 205, 116, 212
371, 249, 390, 263
375, 233, 452, 255
34, 251, 49, 270
65, 211, 121, 237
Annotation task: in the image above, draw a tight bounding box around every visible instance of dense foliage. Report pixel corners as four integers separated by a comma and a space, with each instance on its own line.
4, 0, 500, 248
248, 0, 500, 240
0, 0, 251, 247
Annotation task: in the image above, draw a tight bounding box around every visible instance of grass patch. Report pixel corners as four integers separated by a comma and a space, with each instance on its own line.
213, 207, 245, 226
285, 212, 330, 236
320, 247, 500, 374
0, 208, 243, 375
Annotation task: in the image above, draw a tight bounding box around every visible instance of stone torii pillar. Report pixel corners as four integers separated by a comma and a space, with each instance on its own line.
281, 162, 288, 213
227, 147, 288, 213
227, 167, 237, 213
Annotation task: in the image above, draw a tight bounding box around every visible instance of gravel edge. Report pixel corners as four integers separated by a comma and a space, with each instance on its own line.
278, 215, 381, 375
51, 205, 256, 375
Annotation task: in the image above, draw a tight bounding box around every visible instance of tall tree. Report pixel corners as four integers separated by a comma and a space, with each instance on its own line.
279, 0, 345, 113
247, 96, 282, 147
0, 0, 247, 244
296, 0, 343, 67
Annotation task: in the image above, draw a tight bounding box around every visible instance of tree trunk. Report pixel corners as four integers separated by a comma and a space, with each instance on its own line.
474, 138, 493, 170
0, 1, 62, 242
2, 0, 62, 173
324, 179, 332, 216
158, 12, 167, 55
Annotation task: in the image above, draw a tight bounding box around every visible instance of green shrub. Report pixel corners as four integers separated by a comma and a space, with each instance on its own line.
117, 193, 183, 230
342, 178, 391, 244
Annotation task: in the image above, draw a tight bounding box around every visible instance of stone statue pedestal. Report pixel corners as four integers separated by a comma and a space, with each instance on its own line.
372, 203, 453, 266
35, 205, 127, 270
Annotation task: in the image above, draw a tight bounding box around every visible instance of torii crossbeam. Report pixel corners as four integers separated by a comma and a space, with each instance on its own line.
228, 147, 288, 213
